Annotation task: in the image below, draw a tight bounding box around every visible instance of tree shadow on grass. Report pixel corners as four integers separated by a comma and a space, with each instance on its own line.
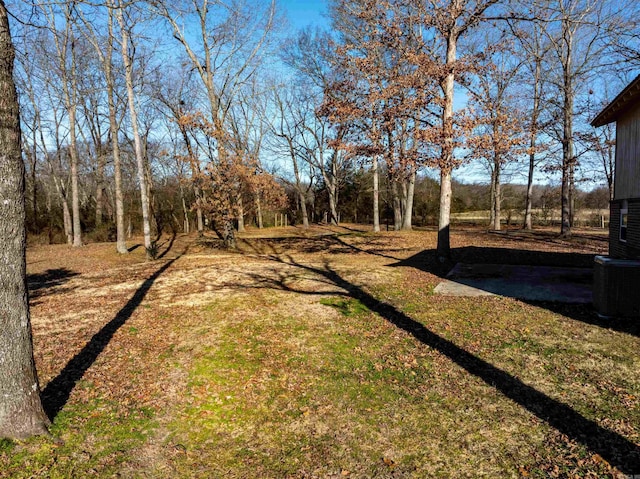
393, 245, 596, 272
41, 254, 182, 421
392, 246, 640, 337
248, 253, 640, 474
524, 300, 640, 337
28, 268, 80, 304
156, 232, 177, 260
237, 234, 405, 260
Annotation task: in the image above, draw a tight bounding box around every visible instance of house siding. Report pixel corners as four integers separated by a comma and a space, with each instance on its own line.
614, 109, 640, 199
609, 198, 640, 259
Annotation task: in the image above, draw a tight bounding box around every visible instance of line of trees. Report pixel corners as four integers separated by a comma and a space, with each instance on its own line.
7, 0, 639, 260
321, 0, 638, 259
5, 0, 640, 255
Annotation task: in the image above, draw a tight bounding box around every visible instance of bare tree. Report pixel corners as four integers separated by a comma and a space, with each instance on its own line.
37, 1, 84, 246
466, 35, 527, 231
540, 0, 620, 236
116, 1, 153, 258
153, 0, 276, 126
150, 63, 206, 235
76, 1, 127, 252
106, 0, 128, 253
0, 0, 50, 439
153, 0, 277, 235
226, 79, 271, 231
282, 29, 349, 226
303, 115, 345, 226
16, 28, 76, 244
581, 93, 616, 201
266, 83, 314, 228
507, 2, 553, 230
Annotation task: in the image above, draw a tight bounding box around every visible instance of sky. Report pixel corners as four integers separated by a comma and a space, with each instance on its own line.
280, 0, 329, 30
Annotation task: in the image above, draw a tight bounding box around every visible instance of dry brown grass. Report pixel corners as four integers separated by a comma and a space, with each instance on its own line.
1, 225, 637, 478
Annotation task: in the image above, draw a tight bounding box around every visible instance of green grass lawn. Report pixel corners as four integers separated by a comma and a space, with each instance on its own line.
2, 227, 638, 478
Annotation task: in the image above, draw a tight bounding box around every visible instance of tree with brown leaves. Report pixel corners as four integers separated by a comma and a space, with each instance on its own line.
466, 36, 528, 231
326, 0, 442, 231
180, 112, 286, 247
405, 0, 501, 259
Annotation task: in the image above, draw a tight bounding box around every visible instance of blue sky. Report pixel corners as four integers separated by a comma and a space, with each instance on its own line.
280, 0, 329, 30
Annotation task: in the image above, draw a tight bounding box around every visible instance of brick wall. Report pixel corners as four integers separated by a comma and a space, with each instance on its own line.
609, 198, 640, 259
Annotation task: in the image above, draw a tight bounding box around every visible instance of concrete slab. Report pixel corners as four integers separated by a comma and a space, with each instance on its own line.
434, 263, 593, 303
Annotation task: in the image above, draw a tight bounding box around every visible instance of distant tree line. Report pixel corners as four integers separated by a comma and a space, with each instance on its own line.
285, 169, 611, 229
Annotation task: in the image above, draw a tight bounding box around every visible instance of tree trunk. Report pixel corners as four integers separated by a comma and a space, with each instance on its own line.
62, 195, 73, 245
50, 171, 73, 245
196, 206, 204, 235
372, 154, 380, 232
183, 204, 190, 233
0, 2, 50, 438
607, 145, 614, 201
489, 167, 496, 228
569, 162, 575, 227
106, 1, 127, 254
299, 191, 309, 227
401, 167, 415, 231
28, 144, 38, 233
255, 196, 263, 229
560, 18, 573, 238
222, 218, 236, 249
117, 5, 152, 258
391, 178, 402, 231
237, 196, 245, 232
144, 153, 158, 239
328, 181, 339, 226
181, 188, 190, 234
524, 58, 541, 231
68, 104, 82, 247
524, 149, 535, 230
46, 187, 54, 244
493, 161, 501, 231
437, 169, 452, 261
437, 31, 457, 261
56, 20, 82, 249
95, 143, 105, 227
111, 116, 127, 254
289, 143, 309, 228
560, 102, 573, 236
324, 146, 340, 226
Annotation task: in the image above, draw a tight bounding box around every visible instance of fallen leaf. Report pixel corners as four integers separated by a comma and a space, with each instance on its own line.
382, 457, 396, 469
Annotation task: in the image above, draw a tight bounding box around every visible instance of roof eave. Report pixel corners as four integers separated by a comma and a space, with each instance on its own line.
591, 74, 640, 127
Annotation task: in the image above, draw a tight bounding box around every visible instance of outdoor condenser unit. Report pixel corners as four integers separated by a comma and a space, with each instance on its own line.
593, 255, 640, 318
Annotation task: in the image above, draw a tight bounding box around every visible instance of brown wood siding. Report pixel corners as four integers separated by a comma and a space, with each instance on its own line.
614, 108, 640, 199
609, 198, 640, 259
